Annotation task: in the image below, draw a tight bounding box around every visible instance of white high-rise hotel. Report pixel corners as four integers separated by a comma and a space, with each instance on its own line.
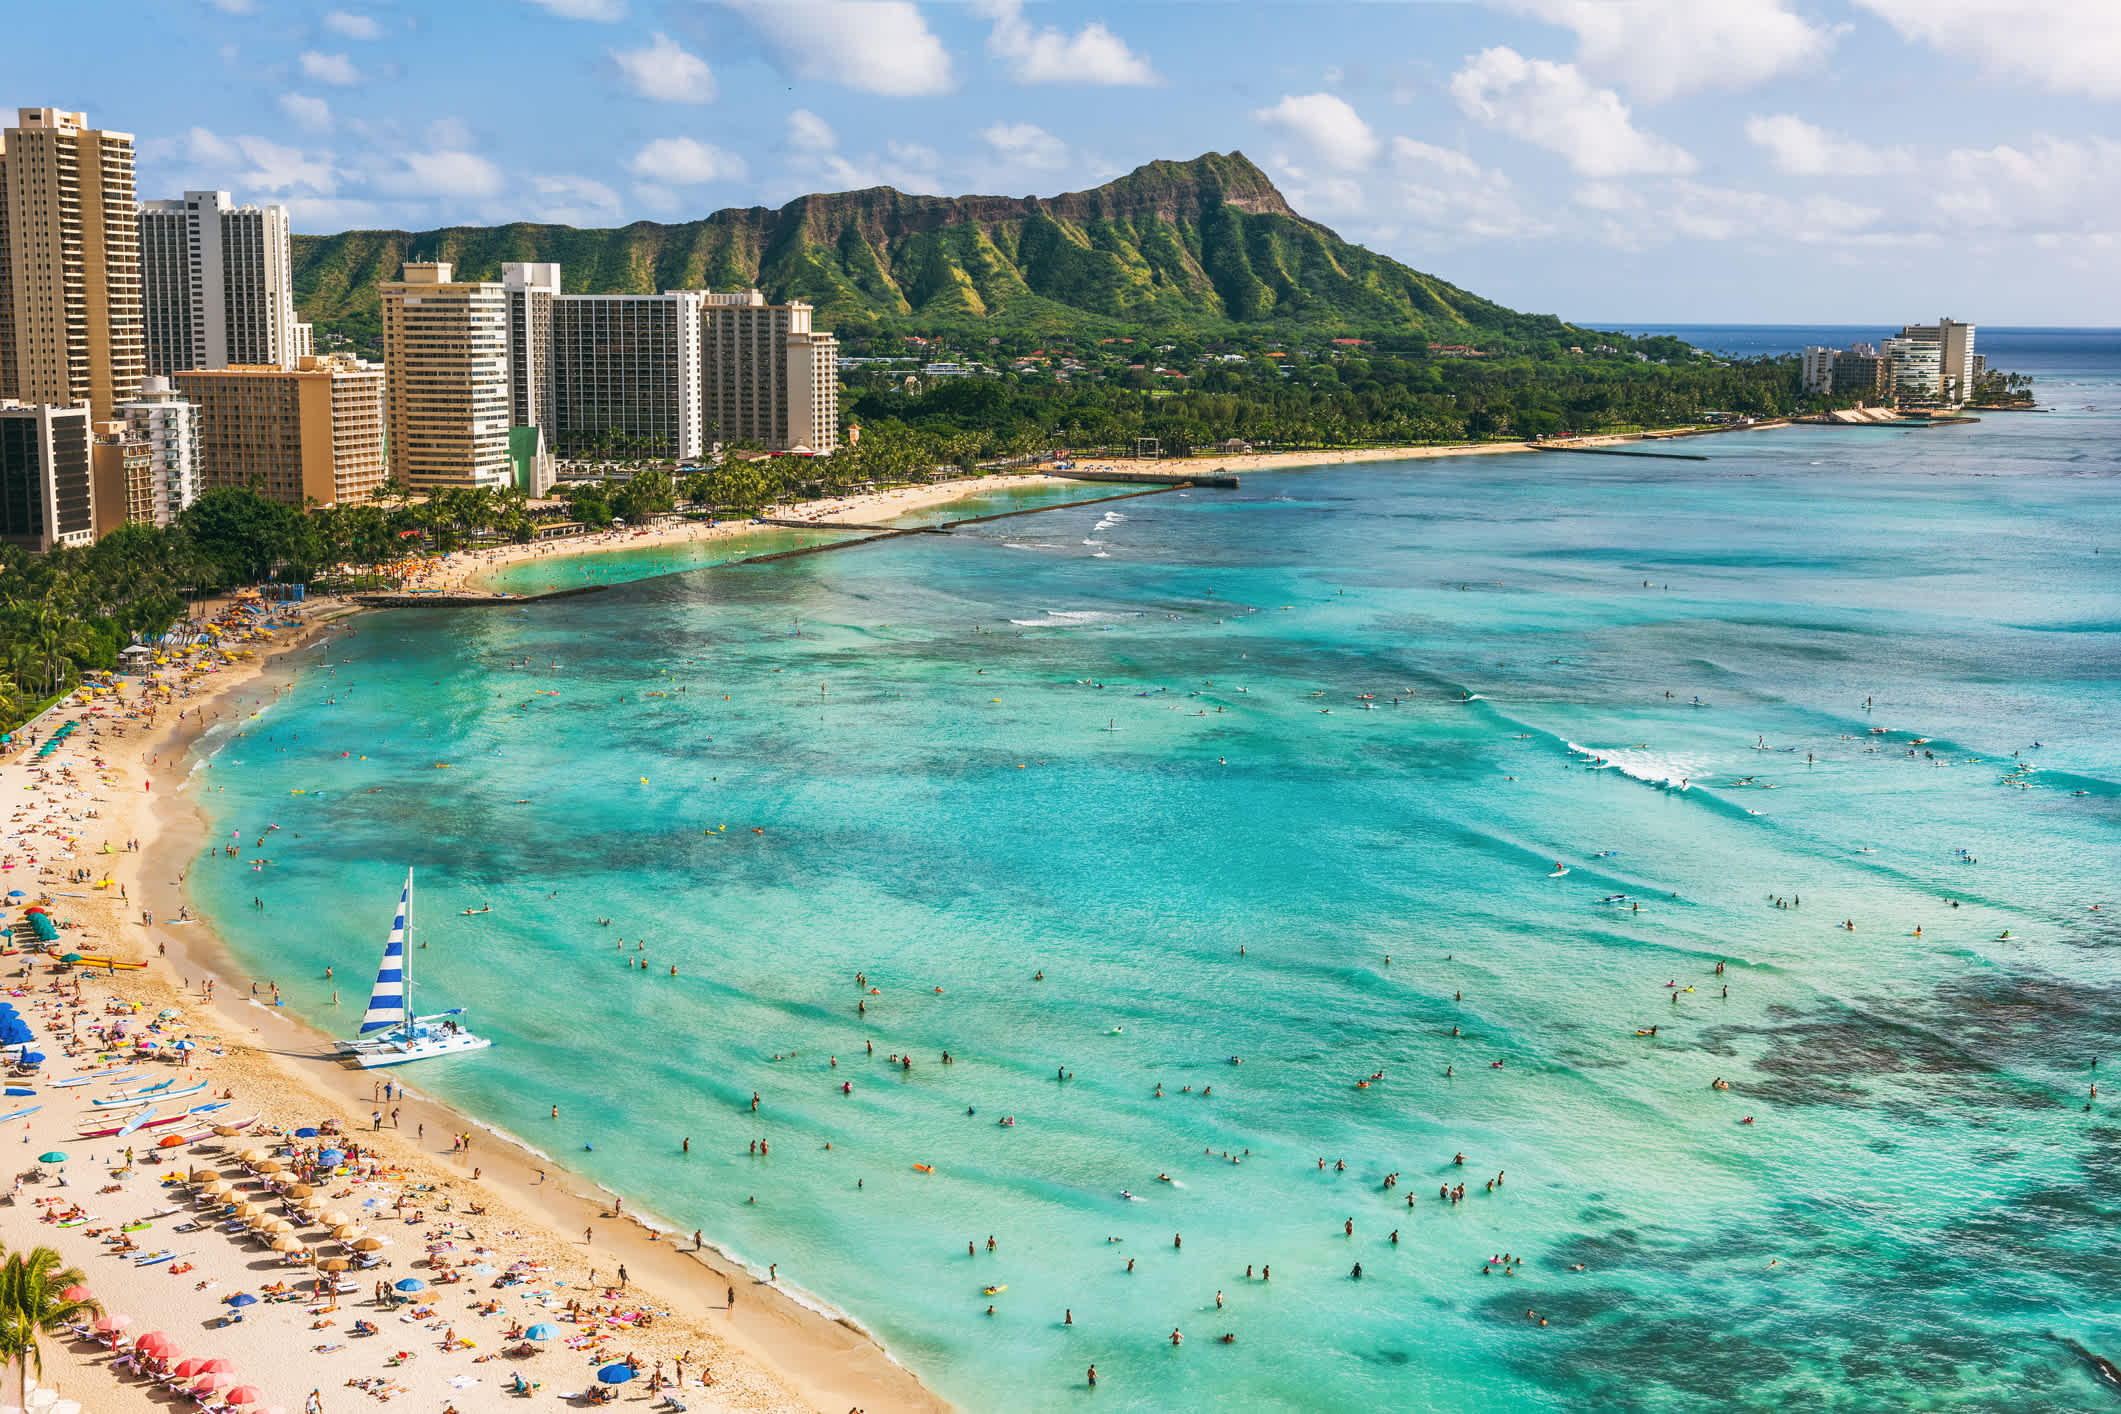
139, 190, 308, 375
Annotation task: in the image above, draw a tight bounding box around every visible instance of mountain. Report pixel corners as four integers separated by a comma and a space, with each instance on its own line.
289, 152, 1573, 345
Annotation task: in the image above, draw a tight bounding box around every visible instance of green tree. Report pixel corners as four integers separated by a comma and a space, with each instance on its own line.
0, 1245, 100, 1411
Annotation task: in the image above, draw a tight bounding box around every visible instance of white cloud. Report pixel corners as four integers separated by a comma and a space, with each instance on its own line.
716, 0, 953, 97
169, 127, 341, 194
530, 174, 622, 224
982, 122, 1069, 171
278, 93, 333, 132
522, 0, 626, 19
611, 32, 716, 103
1938, 137, 2121, 231
374, 151, 505, 198
976, 0, 1157, 85
323, 9, 381, 39
1854, 0, 2121, 98
888, 139, 939, 170
1253, 93, 1379, 171
787, 110, 837, 153
1382, 136, 1550, 243
299, 51, 361, 86
625, 136, 747, 184
1450, 47, 1694, 177
1745, 115, 1907, 176
1567, 180, 1883, 248
1494, 0, 1833, 101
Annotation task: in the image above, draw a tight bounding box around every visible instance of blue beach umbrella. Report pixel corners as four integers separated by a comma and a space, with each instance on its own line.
20, 1053, 43, 1065
393, 1278, 426, 1293
318, 1149, 345, 1163
5, 891, 24, 900
597, 1364, 635, 1385
294, 1127, 319, 1138
523, 1324, 556, 1341
227, 1293, 258, 1308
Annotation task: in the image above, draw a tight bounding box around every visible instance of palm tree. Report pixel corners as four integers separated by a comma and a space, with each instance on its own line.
0, 1245, 100, 1410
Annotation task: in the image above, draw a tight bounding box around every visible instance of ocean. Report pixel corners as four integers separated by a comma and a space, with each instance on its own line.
187, 329, 2121, 1411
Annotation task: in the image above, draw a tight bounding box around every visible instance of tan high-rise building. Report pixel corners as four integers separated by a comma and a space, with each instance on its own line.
174, 355, 387, 508
91, 419, 152, 537
0, 109, 143, 419
380, 261, 511, 490
120, 376, 200, 527
688, 291, 840, 452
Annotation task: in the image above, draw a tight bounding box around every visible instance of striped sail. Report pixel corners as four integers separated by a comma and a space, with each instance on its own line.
358, 871, 412, 1035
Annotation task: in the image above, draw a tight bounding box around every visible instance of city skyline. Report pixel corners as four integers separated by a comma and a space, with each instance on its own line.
7, 0, 2121, 326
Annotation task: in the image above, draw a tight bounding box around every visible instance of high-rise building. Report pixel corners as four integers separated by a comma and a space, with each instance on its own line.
91, 419, 153, 536
785, 324, 839, 454
0, 109, 144, 419
1882, 335, 1943, 400
1800, 346, 1836, 396
139, 190, 299, 375
550, 291, 703, 462
1894, 318, 1975, 401
120, 375, 200, 526
501, 262, 558, 435
175, 355, 387, 508
1831, 353, 1889, 398
0, 400, 95, 550
689, 291, 839, 452
380, 261, 511, 490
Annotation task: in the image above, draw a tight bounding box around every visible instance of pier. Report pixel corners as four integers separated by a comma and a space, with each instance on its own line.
1530, 444, 1711, 463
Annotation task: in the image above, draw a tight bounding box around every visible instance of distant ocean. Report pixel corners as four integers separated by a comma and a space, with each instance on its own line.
188, 329, 2121, 1411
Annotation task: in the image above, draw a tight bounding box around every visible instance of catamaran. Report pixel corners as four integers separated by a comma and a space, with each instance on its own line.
338, 869, 492, 1069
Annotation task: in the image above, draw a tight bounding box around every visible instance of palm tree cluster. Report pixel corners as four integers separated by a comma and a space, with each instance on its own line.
0, 1244, 100, 1410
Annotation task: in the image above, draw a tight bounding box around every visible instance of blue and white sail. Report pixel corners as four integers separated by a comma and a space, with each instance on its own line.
358, 871, 413, 1035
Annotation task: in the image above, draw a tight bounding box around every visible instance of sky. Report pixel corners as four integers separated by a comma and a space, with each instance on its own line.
7, 0, 2121, 325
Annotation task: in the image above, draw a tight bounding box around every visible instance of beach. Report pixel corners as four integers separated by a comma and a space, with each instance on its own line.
0, 490, 1016, 1411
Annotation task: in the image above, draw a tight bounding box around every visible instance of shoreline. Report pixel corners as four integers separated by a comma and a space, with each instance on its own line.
9, 608, 946, 1410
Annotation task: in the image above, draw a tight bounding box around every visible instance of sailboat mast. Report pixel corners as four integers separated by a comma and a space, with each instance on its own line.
402, 868, 414, 1035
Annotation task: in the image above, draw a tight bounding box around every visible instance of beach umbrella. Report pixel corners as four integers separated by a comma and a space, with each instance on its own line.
37, 1151, 65, 1163
174, 1358, 210, 1379
225, 1295, 257, 1311
263, 1219, 294, 1235
523, 1324, 556, 1342
134, 1332, 176, 1358
5, 891, 22, 900
59, 1285, 91, 1302
189, 1371, 236, 1393
329, 1224, 360, 1241
232, 1200, 261, 1217
351, 1237, 382, 1252
294, 1127, 319, 1138
251, 1159, 282, 1174
211, 1124, 246, 1137
157, 1134, 188, 1148
393, 1278, 426, 1293
317, 1258, 348, 1273
319, 1209, 349, 1227
271, 1236, 304, 1254
285, 1183, 313, 1198
318, 1149, 345, 1163
188, 1168, 219, 1183
597, 1364, 635, 1385
223, 1387, 266, 1407
92, 1314, 131, 1333
238, 1148, 266, 1164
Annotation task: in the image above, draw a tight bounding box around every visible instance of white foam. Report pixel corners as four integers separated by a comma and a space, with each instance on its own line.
1008, 609, 1137, 628
1566, 741, 1710, 791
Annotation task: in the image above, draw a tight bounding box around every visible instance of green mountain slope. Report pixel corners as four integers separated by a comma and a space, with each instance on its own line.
290, 152, 1573, 344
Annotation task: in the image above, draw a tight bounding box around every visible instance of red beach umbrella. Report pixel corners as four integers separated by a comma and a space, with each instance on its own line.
223, 1386, 267, 1406
60, 1285, 91, 1302
190, 1371, 236, 1393
174, 1359, 208, 1379
92, 1314, 131, 1333
134, 1332, 177, 1358
196, 1357, 236, 1375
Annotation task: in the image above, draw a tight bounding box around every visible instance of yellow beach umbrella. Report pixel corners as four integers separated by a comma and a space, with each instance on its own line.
189, 1168, 220, 1183
351, 1237, 382, 1252
285, 1183, 314, 1199
238, 1148, 267, 1164
251, 1159, 283, 1175
329, 1224, 360, 1241
317, 1257, 349, 1273
318, 1210, 349, 1228
271, 1235, 304, 1254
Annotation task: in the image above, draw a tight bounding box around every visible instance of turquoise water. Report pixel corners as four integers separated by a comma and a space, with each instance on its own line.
476, 477, 1125, 596
190, 344, 2121, 1410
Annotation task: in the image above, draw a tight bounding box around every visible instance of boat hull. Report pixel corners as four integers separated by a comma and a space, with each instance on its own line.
341, 1032, 493, 1069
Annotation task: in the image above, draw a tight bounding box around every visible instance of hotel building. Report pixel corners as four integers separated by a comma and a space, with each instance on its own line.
0, 400, 95, 550
0, 109, 144, 419
380, 261, 512, 490
550, 291, 704, 462
91, 418, 153, 536
690, 291, 840, 452
119, 375, 200, 526
174, 354, 387, 508
139, 189, 300, 375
